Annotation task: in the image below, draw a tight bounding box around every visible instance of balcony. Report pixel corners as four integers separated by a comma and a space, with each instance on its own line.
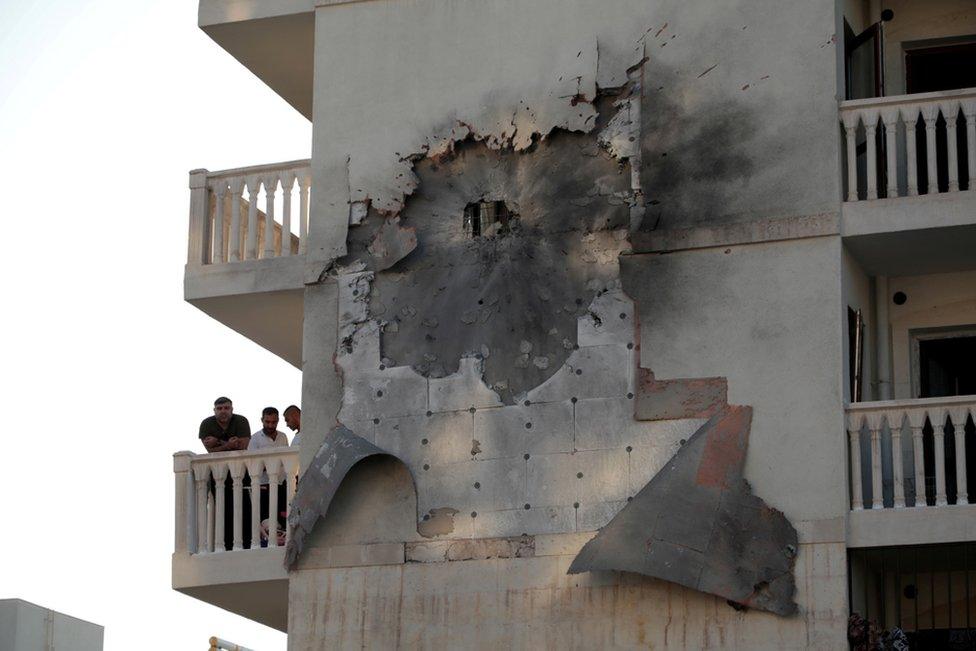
172, 447, 298, 631
184, 160, 309, 367
839, 88, 976, 276
846, 396, 976, 548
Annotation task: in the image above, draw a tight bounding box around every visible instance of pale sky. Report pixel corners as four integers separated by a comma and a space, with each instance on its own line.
1, 1, 311, 649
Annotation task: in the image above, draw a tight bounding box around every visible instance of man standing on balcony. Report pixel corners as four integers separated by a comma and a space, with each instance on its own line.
283, 404, 301, 446
249, 407, 289, 545
198, 397, 251, 452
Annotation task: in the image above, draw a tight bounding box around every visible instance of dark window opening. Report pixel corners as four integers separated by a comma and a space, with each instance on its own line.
919, 336, 976, 398
849, 543, 976, 647
463, 201, 519, 238
906, 42, 976, 95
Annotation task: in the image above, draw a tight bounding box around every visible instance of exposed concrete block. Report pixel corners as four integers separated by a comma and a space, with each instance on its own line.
576, 500, 627, 532
526, 453, 579, 508
473, 401, 573, 459
627, 442, 685, 496
534, 532, 596, 557
574, 397, 705, 452
473, 505, 576, 539
574, 448, 630, 503
428, 357, 504, 413
405, 535, 534, 563
340, 418, 377, 444
635, 368, 728, 421
374, 410, 473, 466
577, 289, 637, 347
525, 344, 632, 404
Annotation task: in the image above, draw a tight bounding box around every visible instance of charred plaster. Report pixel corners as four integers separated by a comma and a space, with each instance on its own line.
337, 86, 643, 402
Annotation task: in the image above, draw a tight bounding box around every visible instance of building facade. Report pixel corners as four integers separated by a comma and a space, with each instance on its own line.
173, 0, 976, 648
0, 599, 104, 651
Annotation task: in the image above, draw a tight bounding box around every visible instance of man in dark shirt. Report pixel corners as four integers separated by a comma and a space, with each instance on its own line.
199, 397, 251, 452
198, 396, 252, 551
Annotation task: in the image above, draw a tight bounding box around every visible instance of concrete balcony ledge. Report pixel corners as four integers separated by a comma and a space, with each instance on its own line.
848, 504, 976, 548
841, 189, 976, 238
185, 255, 304, 301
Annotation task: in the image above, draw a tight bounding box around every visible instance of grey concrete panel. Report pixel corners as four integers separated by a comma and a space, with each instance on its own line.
286, 424, 414, 569
569, 406, 799, 616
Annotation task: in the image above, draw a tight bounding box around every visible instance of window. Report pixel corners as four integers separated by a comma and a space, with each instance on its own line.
463, 201, 518, 238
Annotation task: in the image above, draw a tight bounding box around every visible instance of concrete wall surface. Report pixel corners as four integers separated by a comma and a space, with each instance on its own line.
889, 269, 976, 398
622, 236, 847, 522
0, 599, 103, 651
286, 537, 847, 650
305, 0, 842, 264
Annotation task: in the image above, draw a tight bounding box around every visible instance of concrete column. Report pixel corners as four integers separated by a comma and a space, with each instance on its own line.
300, 280, 342, 472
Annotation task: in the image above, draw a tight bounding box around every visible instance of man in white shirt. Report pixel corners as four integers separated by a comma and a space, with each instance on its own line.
284, 404, 301, 447
248, 406, 290, 451
248, 407, 289, 543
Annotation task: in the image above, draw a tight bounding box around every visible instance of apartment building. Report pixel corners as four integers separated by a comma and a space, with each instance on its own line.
173, 0, 976, 647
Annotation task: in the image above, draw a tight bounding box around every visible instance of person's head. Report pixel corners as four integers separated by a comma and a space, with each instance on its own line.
261, 406, 279, 433
213, 397, 233, 425
283, 405, 301, 431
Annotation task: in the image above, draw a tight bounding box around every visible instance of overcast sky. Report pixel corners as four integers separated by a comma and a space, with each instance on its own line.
1, 2, 310, 648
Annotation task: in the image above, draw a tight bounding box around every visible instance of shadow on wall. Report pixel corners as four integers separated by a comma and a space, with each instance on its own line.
303, 455, 419, 551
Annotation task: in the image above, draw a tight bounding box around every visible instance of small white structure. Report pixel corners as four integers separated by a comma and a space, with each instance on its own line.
0, 599, 103, 651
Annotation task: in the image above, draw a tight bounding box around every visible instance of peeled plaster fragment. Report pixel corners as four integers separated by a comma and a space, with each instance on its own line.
568, 406, 799, 616
285, 424, 410, 570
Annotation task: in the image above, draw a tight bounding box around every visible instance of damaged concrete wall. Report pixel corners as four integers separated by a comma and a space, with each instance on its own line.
286, 0, 851, 646
621, 236, 847, 522
303, 0, 842, 268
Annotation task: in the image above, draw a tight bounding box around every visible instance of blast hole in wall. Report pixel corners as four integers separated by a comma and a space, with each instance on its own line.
463, 200, 519, 238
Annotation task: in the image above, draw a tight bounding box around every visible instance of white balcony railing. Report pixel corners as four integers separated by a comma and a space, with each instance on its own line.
846, 396, 976, 511
840, 88, 976, 201
173, 448, 299, 554
187, 160, 311, 266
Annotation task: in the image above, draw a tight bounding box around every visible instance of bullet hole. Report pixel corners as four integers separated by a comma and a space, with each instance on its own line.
573, 344, 580, 350
619, 313, 626, 319
627, 496, 633, 501
724, 248, 731, 254
679, 438, 686, 445
524, 453, 531, 460
426, 410, 432, 417
575, 369, 583, 375
471, 511, 478, 518
577, 472, 584, 479
626, 445, 633, 452
423, 514, 430, 521
627, 392, 634, 399
474, 482, 481, 489
574, 502, 580, 509
376, 390, 384, 397
524, 400, 531, 406
469, 406, 476, 413
627, 343, 634, 349
423, 464, 430, 471
379, 364, 386, 370
575, 298, 583, 305
372, 418, 379, 424
352, 289, 359, 296
893, 291, 907, 305
478, 299, 484, 305
525, 422, 533, 429
422, 438, 429, 445
524, 503, 531, 510
571, 397, 578, 403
